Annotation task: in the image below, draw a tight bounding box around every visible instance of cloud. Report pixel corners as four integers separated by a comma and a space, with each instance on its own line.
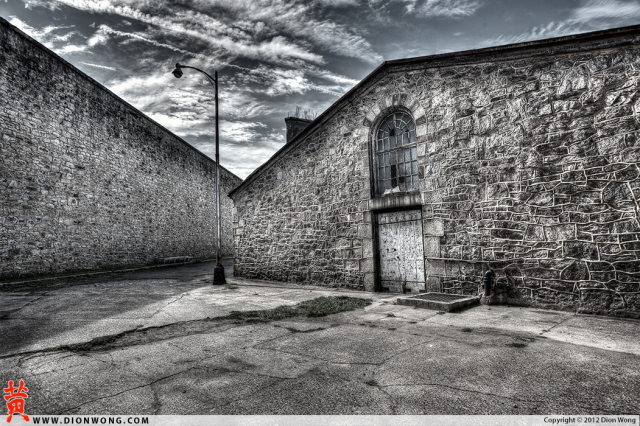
484, 0, 640, 48
56, 44, 88, 53
41, 0, 381, 65
8, 17, 78, 48
237, 65, 347, 97
87, 30, 108, 47
405, 0, 481, 18
22, 0, 61, 10
92, 25, 211, 61
81, 62, 117, 71
482, 21, 576, 46
571, 0, 640, 23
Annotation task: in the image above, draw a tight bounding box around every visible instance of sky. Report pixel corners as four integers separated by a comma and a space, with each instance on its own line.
2, 0, 640, 179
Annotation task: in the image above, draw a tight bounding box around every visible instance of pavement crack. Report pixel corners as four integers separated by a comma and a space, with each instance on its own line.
147, 293, 188, 320
539, 314, 575, 335
59, 366, 198, 414
16, 352, 50, 368
4, 295, 46, 317
374, 385, 397, 415
150, 382, 162, 415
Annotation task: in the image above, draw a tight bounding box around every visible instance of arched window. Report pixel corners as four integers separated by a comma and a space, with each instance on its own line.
374, 111, 418, 195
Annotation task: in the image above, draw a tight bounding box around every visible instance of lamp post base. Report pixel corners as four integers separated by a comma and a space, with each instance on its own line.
213, 263, 226, 285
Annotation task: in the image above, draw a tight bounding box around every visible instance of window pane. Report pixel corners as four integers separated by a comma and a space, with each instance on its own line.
374, 111, 417, 195
386, 117, 394, 130
412, 175, 419, 188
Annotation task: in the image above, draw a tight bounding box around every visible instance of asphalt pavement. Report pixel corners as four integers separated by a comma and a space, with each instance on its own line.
1, 260, 639, 415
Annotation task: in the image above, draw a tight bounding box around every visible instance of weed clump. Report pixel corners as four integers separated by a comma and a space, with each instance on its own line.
225, 296, 371, 322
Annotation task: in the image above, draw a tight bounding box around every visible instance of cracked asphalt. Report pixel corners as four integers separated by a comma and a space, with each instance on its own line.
1, 260, 640, 415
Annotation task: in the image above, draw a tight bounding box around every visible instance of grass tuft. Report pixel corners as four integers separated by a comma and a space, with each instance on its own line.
224, 296, 371, 323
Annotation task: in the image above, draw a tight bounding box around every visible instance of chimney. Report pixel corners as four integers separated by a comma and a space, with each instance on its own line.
285, 116, 312, 144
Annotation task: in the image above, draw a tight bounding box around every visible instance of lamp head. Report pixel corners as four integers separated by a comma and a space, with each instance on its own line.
172, 63, 183, 78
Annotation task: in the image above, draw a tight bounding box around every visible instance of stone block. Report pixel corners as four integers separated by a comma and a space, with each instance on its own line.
423, 236, 440, 257
364, 272, 375, 292
525, 225, 545, 241
544, 224, 575, 241
359, 257, 374, 273
423, 219, 444, 236
357, 224, 372, 238
362, 238, 373, 257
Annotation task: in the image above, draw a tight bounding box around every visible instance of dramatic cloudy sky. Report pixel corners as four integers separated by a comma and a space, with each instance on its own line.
1, 0, 640, 178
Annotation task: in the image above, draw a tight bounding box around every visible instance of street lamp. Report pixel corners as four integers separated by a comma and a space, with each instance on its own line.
172, 63, 225, 285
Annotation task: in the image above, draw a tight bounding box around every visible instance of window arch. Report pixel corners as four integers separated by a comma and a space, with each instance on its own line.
374, 111, 418, 195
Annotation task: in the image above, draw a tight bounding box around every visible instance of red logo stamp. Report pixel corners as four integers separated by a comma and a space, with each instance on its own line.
4, 380, 30, 423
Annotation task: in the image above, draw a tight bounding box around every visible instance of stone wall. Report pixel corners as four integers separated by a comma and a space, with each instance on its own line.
0, 19, 242, 278
233, 29, 640, 318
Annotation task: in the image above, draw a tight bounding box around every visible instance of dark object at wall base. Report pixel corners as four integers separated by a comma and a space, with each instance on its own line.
213, 264, 226, 285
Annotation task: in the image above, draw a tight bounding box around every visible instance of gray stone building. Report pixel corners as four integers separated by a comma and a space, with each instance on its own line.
0, 18, 242, 278
231, 25, 640, 318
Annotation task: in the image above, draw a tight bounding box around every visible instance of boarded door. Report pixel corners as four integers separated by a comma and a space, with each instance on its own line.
377, 209, 425, 293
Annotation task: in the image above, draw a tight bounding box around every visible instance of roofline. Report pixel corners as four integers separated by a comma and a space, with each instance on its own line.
0, 16, 241, 183
229, 23, 640, 197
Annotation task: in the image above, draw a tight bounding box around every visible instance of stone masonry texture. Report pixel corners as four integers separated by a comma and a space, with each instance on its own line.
0, 19, 242, 278
232, 28, 640, 318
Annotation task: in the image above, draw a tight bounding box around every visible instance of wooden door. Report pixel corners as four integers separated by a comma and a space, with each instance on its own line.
377, 209, 425, 293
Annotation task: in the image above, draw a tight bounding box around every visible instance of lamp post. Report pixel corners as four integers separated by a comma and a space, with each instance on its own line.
172, 63, 225, 285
